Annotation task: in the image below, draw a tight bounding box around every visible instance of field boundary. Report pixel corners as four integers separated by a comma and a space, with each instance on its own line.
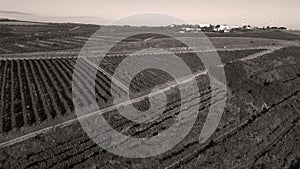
0, 45, 289, 60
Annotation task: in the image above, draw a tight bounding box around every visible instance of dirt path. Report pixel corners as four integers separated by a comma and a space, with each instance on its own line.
0, 44, 291, 60
240, 46, 285, 61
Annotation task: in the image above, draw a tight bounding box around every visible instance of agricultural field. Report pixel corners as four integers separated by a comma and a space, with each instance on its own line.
0, 22, 300, 169
0, 22, 100, 54
206, 30, 300, 41
0, 48, 264, 135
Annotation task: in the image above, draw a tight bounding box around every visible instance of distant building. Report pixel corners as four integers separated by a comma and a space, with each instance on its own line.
198, 24, 211, 28
176, 24, 259, 33
169, 24, 177, 28
213, 25, 240, 32
179, 26, 202, 33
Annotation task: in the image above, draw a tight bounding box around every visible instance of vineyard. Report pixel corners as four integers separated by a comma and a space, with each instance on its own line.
0, 46, 300, 168
0, 58, 128, 134
0, 48, 264, 135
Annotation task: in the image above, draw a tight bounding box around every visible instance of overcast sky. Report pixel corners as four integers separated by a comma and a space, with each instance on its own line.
0, 0, 299, 29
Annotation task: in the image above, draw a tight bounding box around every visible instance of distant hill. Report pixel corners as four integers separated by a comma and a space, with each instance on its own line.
0, 10, 32, 16
0, 18, 19, 22
0, 10, 107, 25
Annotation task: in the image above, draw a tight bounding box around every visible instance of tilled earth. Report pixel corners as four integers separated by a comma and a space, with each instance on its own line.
1, 47, 300, 169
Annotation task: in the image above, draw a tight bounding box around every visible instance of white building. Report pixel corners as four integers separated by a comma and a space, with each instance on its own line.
214, 25, 240, 32
198, 24, 211, 28
180, 27, 202, 33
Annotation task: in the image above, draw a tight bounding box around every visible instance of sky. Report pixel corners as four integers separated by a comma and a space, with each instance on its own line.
0, 0, 299, 29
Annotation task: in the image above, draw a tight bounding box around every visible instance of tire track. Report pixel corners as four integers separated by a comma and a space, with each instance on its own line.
165, 81, 300, 169
233, 104, 300, 169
